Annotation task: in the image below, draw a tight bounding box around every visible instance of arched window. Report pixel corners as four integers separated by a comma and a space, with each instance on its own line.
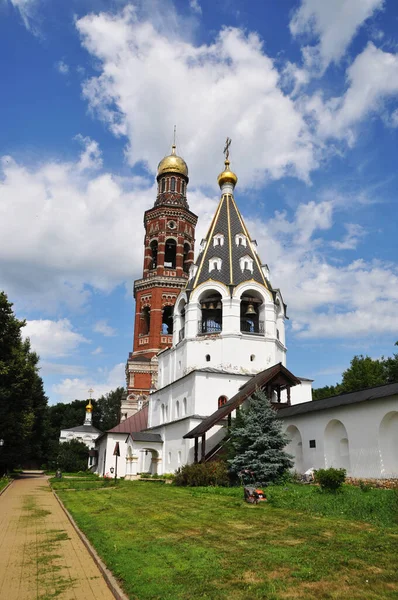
164, 239, 177, 268
235, 234, 247, 247
181, 181, 185, 195
161, 178, 166, 193
239, 255, 254, 273
162, 305, 174, 334
170, 177, 176, 192
165, 405, 169, 421
213, 234, 224, 247
206, 354, 211, 362
175, 400, 180, 419
218, 395, 228, 408
183, 243, 190, 273
200, 292, 222, 334
182, 397, 187, 416
141, 307, 151, 335
209, 257, 222, 272
250, 354, 255, 362
161, 404, 165, 423
150, 240, 158, 269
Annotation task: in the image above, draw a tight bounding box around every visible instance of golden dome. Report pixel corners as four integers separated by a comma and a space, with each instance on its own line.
217, 159, 238, 188
86, 400, 93, 414
157, 144, 188, 179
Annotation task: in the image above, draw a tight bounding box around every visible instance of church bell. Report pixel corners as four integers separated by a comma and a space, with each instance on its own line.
208, 302, 215, 310
215, 301, 222, 310
245, 303, 256, 316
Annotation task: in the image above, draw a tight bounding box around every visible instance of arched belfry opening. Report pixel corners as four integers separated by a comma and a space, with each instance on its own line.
183, 243, 190, 273
165, 239, 177, 268
150, 240, 158, 269
199, 291, 222, 334
162, 305, 174, 335
240, 293, 264, 334
141, 306, 151, 335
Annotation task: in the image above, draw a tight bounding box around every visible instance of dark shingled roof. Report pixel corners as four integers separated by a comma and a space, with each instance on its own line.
278, 381, 398, 418
107, 404, 148, 434
186, 192, 270, 294
62, 424, 102, 434
184, 363, 301, 438
128, 432, 163, 443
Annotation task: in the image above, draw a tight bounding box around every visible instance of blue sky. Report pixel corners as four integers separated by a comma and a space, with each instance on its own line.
1, 0, 398, 404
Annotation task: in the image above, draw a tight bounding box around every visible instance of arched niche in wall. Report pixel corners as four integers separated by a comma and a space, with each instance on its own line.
324, 419, 351, 472
285, 425, 304, 474
162, 305, 174, 335
379, 411, 398, 477
183, 242, 191, 273
150, 240, 158, 269
141, 306, 151, 335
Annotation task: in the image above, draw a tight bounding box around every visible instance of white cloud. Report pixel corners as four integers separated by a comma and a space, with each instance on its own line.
189, 0, 201, 15
290, 0, 384, 73
91, 346, 103, 355
330, 223, 366, 250
55, 61, 69, 75
304, 43, 398, 142
23, 319, 89, 358
246, 198, 398, 341
40, 362, 88, 376
51, 362, 125, 403
74, 134, 103, 171
76, 7, 317, 187
7, 0, 40, 33
94, 320, 116, 337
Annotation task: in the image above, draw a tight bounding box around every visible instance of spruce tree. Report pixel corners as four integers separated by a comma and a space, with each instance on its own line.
228, 389, 293, 484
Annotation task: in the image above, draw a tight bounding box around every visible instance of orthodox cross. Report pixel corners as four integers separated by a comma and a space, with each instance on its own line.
88, 388, 94, 399
223, 137, 231, 161
173, 125, 176, 146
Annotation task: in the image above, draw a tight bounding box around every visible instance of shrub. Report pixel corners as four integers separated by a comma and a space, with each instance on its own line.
314, 468, 346, 492
174, 461, 230, 487
140, 472, 152, 479
359, 480, 372, 492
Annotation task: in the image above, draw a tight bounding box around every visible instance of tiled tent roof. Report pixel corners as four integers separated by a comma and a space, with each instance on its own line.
107, 404, 148, 434
278, 381, 398, 418
186, 193, 269, 293
184, 363, 301, 439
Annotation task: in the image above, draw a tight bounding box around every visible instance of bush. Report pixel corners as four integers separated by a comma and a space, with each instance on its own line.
359, 480, 372, 492
314, 468, 346, 492
174, 461, 230, 487
57, 440, 89, 473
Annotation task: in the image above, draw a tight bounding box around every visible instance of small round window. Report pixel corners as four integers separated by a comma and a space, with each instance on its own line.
168, 220, 176, 230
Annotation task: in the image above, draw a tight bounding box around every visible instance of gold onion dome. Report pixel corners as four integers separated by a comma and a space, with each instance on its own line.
157, 144, 188, 179
86, 400, 93, 413
217, 159, 238, 188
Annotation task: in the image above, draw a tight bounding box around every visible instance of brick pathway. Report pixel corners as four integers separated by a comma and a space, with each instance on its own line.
0, 476, 115, 600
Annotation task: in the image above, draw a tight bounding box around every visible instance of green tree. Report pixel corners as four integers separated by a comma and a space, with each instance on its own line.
312, 344, 398, 401
0, 291, 48, 472
228, 390, 293, 484
57, 439, 89, 472
93, 387, 124, 431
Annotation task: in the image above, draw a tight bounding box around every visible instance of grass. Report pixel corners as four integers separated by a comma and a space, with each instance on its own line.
0, 476, 11, 491
52, 480, 398, 600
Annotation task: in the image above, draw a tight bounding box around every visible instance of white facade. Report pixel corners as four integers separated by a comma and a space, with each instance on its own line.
283, 395, 398, 478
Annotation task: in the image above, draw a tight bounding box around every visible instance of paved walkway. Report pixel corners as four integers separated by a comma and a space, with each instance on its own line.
0, 476, 115, 600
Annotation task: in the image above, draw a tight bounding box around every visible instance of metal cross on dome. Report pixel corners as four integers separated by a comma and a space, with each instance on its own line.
223, 137, 231, 161
88, 388, 94, 399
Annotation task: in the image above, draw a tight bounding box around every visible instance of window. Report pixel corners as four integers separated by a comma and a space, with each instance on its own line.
250, 354, 255, 362
218, 395, 228, 408
276, 329, 280, 340
161, 404, 165, 423
309, 440, 316, 448
209, 257, 222, 272
235, 233, 247, 247
183, 397, 187, 416
200, 292, 222, 333
206, 354, 211, 362
239, 255, 254, 273
175, 401, 180, 419
178, 451, 181, 464
181, 182, 185, 195
141, 306, 151, 335
168, 452, 171, 464
213, 234, 224, 247
171, 177, 176, 191
161, 178, 166, 193
183, 243, 190, 273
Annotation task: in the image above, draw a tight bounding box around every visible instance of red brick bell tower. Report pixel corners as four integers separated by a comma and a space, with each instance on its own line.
122, 143, 197, 419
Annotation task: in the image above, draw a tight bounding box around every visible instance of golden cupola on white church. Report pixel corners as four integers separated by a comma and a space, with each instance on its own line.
157, 146, 287, 389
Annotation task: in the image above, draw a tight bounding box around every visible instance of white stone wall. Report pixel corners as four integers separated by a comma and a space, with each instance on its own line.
59, 429, 100, 450
95, 433, 129, 478
282, 395, 398, 478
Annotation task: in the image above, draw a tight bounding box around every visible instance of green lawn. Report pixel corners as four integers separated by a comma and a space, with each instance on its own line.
52, 480, 398, 600
0, 477, 11, 492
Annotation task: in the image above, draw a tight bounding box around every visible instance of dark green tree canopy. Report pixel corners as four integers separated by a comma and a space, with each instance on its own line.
312, 344, 398, 401
228, 389, 293, 484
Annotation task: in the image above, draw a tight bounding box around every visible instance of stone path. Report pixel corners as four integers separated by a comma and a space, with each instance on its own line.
0, 476, 115, 600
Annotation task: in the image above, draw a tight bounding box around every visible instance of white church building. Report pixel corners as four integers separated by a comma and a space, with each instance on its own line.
94, 148, 398, 481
